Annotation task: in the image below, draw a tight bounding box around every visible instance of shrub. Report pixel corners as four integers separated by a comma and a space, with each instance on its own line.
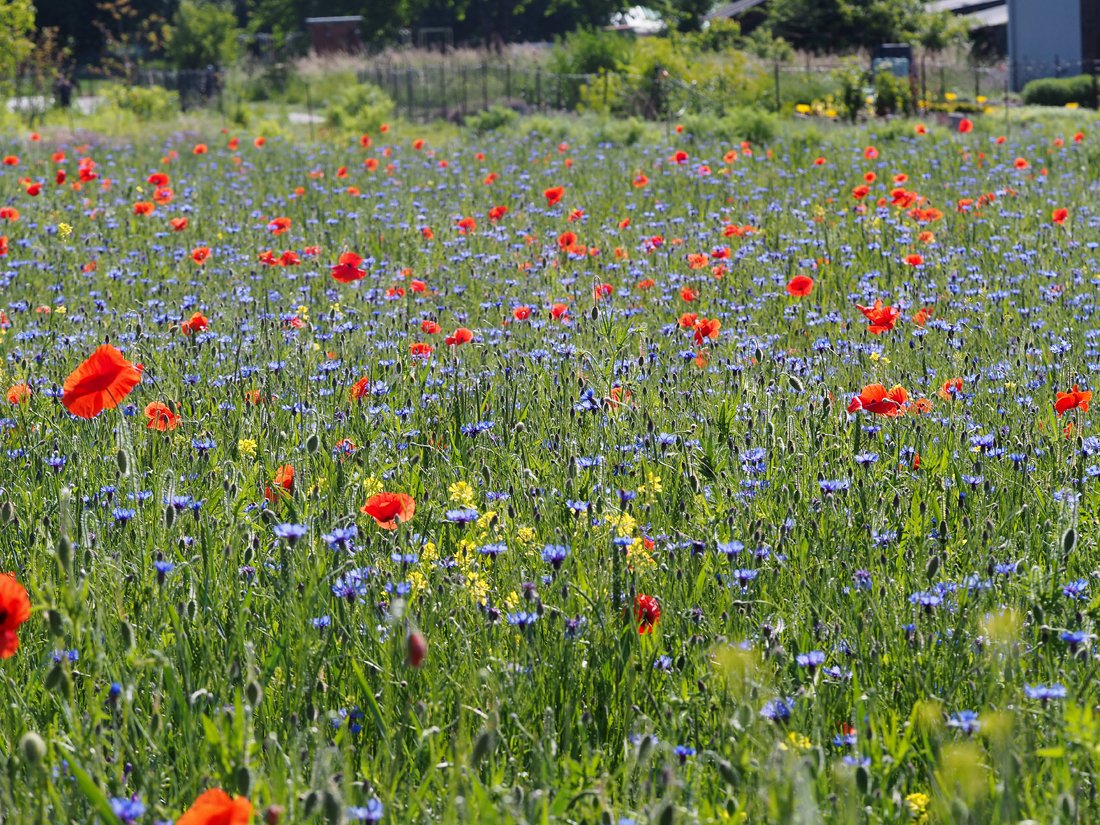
466, 105, 518, 135
873, 69, 913, 117
167, 1, 238, 71
549, 28, 631, 76
104, 85, 180, 120
324, 82, 395, 133
833, 61, 868, 122
1021, 74, 1096, 108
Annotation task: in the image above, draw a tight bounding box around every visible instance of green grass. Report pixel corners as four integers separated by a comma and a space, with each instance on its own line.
0, 108, 1098, 823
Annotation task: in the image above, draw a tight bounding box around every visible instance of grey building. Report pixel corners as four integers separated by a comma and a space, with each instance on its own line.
1007, 0, 1100, 88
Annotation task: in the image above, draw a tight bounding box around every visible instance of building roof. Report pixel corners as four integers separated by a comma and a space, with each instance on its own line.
926, 0, 1006, 29
305, 16, 363, 24
705, 0, 768, 22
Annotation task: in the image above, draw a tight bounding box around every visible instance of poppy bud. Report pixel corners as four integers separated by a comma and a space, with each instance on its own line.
322, 786, 342, 825
246, 680, 263, 706
407, 630, 427, 667
19, 731, 46, 764
264, 805, 284, 825
56, 535, 73, 572
1, 500, 13, 523
164, 504, 175, 528
120, 621, 134, 650
302, 791, 321, 817
306, 433, 320, 453
235, 765, 252, 796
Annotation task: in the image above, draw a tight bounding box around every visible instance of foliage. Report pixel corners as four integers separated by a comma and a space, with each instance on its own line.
690, 19, 742, 52
766, 0, 931, 53
93, 0, 169, 81
873, 68, 913, 116
102, 82, 180, 118
167, 1, 240, 71
323, 81, 396, 132
832, 59, 868, 122
1021, 74, 1098, 109
0, 0, 35, 88
549, 28, 632, 77
465, 104, 519, 135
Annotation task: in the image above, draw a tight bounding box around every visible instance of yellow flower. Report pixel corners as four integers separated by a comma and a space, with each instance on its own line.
503, 590, 520, 610
611, 512, 636, 537
795, 103, 811, 114
57, 222, 72, 238
515, 526, 536, 545
362, 476, 383, 497
55, 306, 66, 315
465, 572, 490, 605
421, 541, 438, 562
476, 510, 498, 532
448, 481, 476, 507
1066, 101, 1080, 110
778, 731, 812, 752
637, 470, 663, 498
626, 538, 656, 573
944, 92, 957, 101
237, 439, 257, 457
905, 792, 930, 823
296, 304, 309, 316
976, 95, 987, 104
407, 570, 427, 596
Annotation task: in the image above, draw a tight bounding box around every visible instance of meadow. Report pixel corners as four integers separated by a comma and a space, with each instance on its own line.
1, 110, 1100, 824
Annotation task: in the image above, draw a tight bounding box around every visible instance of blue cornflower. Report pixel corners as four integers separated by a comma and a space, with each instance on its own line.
477, 542, 508, 558
854, 452, 879, 465
760, 697, 794, 722
541, 544, 570, 569
153, 560, 175, 583
947, 710, 981, 734
716, 540, 744, 557
796, 650, 826, 670
1024, 683, 1066, 702
312, 616, 332, 629
191, 437, 216, 454
273, 523, 309, 543
674, 745, 696, 762
445, 508, 479, 524
322, 525, 358, 550
819, 479, 850, 493
1060, 629, 1088, 650
506, 611, 539, 628
110, 796, 145, 824
112, 507, 137, 524
574, 387, 601, 413
347, 799, 384, 822
1063, 579, 1089, 600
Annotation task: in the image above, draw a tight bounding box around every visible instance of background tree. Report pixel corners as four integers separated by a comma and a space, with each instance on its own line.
167, 0, 239, 69
766, 0, 926, 53
0, 0, 36, 89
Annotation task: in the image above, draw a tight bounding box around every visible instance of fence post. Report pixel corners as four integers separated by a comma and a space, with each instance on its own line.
974, 65, 980, 101
440, 65, 447, 121
462, 65, 468, 118
536, 66, 542, 110
603, 70, 609, 111
482, 62, 488, 111
306, 80, 314, 141
773, 59, 780, 110
1092, 59, 1099, 109
406, 69, 414, 122
505, 63, 511, 105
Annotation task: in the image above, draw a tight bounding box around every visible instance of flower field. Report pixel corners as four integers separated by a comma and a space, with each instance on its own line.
1, 115, 1099, 823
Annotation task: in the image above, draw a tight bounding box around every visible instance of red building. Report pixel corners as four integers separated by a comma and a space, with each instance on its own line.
306, 16, 364, 54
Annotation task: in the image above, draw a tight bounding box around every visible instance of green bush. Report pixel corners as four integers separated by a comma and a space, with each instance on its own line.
679, 108, 777, 144
873, 68, 913, 117
324, 82, 395, 133
832, 61, 868, 122
1021, 74, 1096, 108
167, 0, 238, 71
104, 85, 180, 120
465, 105, 518, 135
549, 28, 631, 76
691, 19, 742, 52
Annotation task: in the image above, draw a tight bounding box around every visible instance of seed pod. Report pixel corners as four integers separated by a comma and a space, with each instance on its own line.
19, 732, 46, 764
470, 728, 496, 767
305, 433, 320, 453
235, 765, 252, 797
1063, 528, 1076, 556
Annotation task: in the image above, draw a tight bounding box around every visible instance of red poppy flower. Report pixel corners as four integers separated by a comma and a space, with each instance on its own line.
456, 216, 477, 233
191, 247, 210, 265
181, 312, 209, 335
852, 185, 870, 200
670, 150, 689, 164
855, 300, 900, 335
279, 250, 301, 266
62, 344, 142, 419
634, 593, 661, 634
410, 342, 434, 358
846, 384, 909, 417
786, 275, 814, 297
0, 236, 7, 256
445, 327, 474, 346
361, 492, 416, 530
147, 172, 169, 187
133, 201, 154, 215
193, 144, 208, 155
421, 320, 442, 335
265, 464, 295, 503
349, 376, 370, 401
513, 306, 531, 321
958, 118, 973, 134
488, 205, 508, 221
2, 156, 18, 166
6, 383, 30, 404
938, 378, 963, 400
170, 217, 189, 232
0, 207, 19, 222
544, 186, 564, 207
331, 251, 366, 283
144, 401, 179, 431
904, 253, 923, 267
1055, 385, 1092, 416
1052, 208, 1069, 225
693, 317, 721, 345
24, 182, 41, 197
268, 216, 291, 235
679, 286, 697, 302
0, 573, 31, 658
253, 136, 266, 148
55, 169, 66, 185
550, 302, 569, 321
176, 788, 253, 825
557, 231, 578, 251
